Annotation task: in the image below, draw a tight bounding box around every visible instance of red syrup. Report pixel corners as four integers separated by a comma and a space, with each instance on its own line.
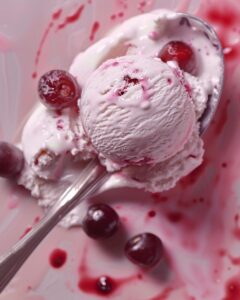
19, 216, 41, 239
223, 277, 240, 300
32, 5, 85, 79
78, 248, 142, 296
32, 9, 62, 79
89, 21, 100, 42
49, 248, 67, 269
148, 210, 156, 218
167, 211, 183, 223
57, 5, 85, 31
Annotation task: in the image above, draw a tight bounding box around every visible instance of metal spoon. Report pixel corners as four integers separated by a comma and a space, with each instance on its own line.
0, 12, 224, 293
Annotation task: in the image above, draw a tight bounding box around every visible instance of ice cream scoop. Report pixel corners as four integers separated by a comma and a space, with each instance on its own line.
0, 12, 223, 293
80, 55, 195, 171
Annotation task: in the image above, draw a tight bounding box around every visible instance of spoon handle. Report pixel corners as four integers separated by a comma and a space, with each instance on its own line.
0, 158, 108, 293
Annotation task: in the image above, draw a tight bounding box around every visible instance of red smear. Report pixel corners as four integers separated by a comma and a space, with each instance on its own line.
49, 248, 67, 269
111, 14, 116, 20
167, 212, 183, 223
151, 193, 168, 203
57, 5, 85, 30
33, 8, 62, 78
19, 227, 32, 239
214, 99, 230, 136
19, 216, 41, 240
78, 247, 141, 296
148, 210, 156, 218
32, 72, 37, 79
223, 277, 240, 300
89, 21, 100, 41
118, 12, 124, 18
207, 9, 236, 27
78, 274, 140, 296
34, 216, 40, 223
222, 162, 228, 168
52, 8, 62, 20
149, 288, 173, 300
35, 21, 54, 67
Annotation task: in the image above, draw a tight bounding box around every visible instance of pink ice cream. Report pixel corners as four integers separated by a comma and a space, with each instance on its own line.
18, 9, 223, 227
80, 55, 195, 171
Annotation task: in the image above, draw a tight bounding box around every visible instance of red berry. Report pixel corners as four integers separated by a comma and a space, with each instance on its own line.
82, 204, 119, 239
159, 41, 196, 74
38, 70, 81, 110
0, 142, 24, 178
96, 276, 114, 294
125, 233, 164, 268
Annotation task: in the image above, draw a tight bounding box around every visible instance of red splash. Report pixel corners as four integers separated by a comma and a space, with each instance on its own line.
32, 8, 62, 79
19, 227, 32, 239
207, 8, 236, 27
57, 5, 85, 30
78, 247, 141, 296
148, 210, 156, 218
151, 193, 168, 203
167, 212, 183, 223
149, 288, 173, 300
118, 12, 124, 18
34, 22, 54, 67
19, 216, 41, 239
49, 248, 67, 269
89, 21, 100, 41
32, 72, 37, 79
223, 277, 240, 300
52, 8, 63, 20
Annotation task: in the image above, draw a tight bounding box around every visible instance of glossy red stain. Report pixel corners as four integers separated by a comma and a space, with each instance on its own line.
57, 5, 85, 30
49, 248, 67, 269
167, 212, 183, 223
223, 277, 240, 300
89, 21, 100, 41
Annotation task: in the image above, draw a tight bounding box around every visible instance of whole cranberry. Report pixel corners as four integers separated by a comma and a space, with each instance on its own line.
38, 70, 81, 110
125, 233, 164, 268
0, 142, 24, 178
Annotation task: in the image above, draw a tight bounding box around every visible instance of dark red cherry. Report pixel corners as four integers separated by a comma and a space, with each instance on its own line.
125, 233, 164, 268
82, 204, 119, 239
38, 70, 81, 110
0, 142, 24, 178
